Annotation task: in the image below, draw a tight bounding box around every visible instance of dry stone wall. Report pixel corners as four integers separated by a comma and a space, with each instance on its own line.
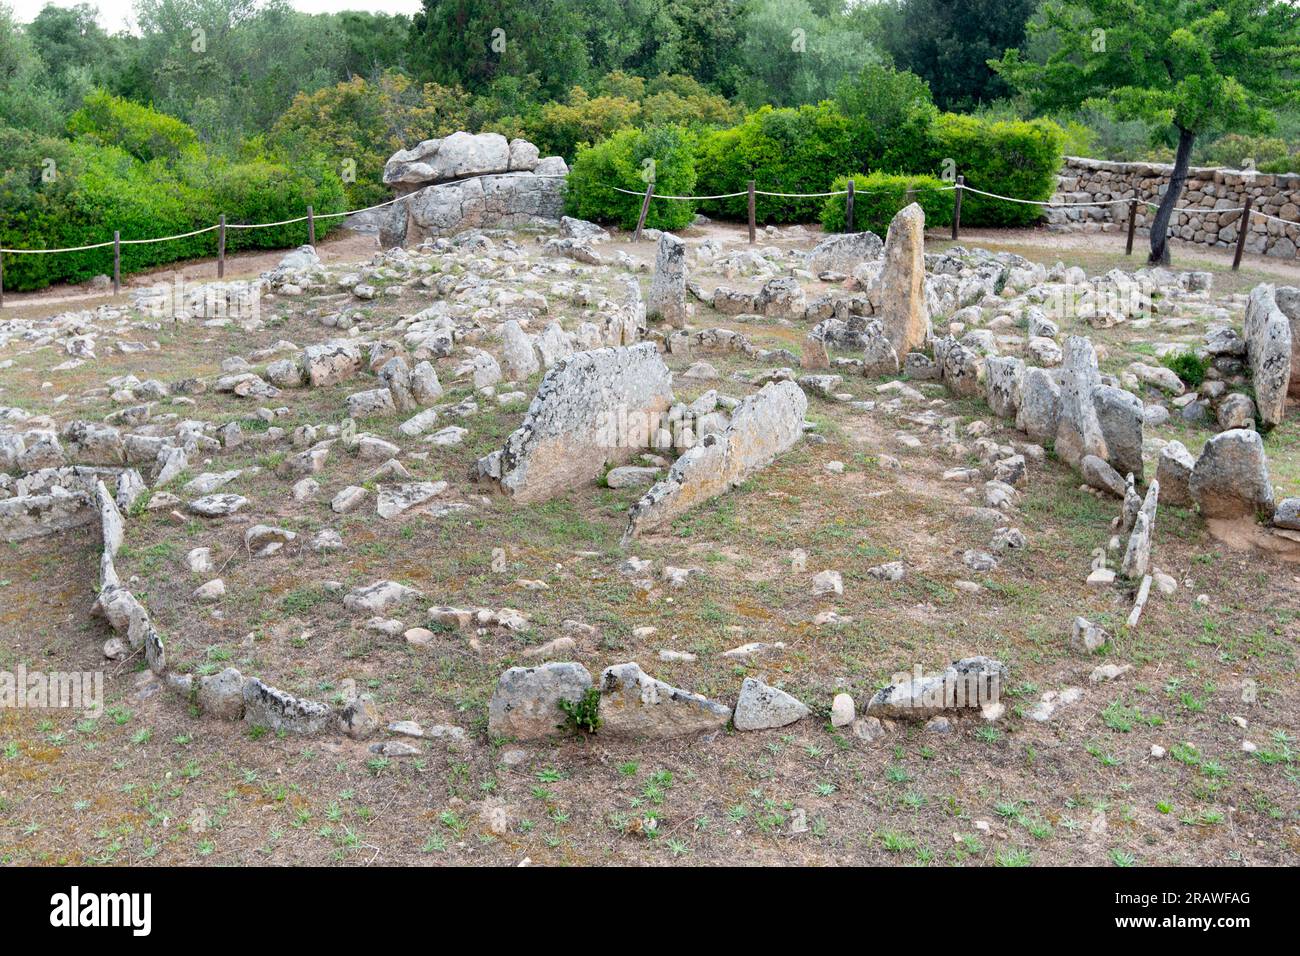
1047, 156, 1300, 260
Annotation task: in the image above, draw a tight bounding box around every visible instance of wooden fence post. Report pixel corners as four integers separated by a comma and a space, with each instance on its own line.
0, 251, 5, 310
1233, 195, 1253, 271
633, 183, 654, 242
952, 176, 963, 241
218, 214, 226, 279
307, 205, 315, 246
747, 180, 756, 244
1125, 198, 1138, 256
845, 179, 855, 232
113, 230, 121, 294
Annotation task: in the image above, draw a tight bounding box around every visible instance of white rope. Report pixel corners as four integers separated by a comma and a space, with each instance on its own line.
0, 171, 569, 253
959, 184, 1116, 208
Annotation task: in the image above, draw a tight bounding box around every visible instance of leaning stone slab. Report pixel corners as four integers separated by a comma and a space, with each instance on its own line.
1189, 428, 1274, 520
597, 662, 731, 737
866, 657, 1007, 719
242, 678, 335, 734
487, 661, 593, 739
96, 480, 124, 559
623, 380, 807, 540
984, 356, 1024, 420
474, 343, 673, 503
1243, 284, 1292, 427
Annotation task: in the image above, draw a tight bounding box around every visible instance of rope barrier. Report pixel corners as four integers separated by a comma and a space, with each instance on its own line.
1, 176, 1294, 256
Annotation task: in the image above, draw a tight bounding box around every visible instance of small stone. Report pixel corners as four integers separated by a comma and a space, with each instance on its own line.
811, 569, 844, 596
830, 693, 855, 727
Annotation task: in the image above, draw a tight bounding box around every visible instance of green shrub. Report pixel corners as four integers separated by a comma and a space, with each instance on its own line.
67, 90, 199, 163
835, 64, 939, 175
1162, 350, 1208, 388
927, 113, 1064, 227
558, 687, 602, 735
564, 125, 698, 231
1, 94, 346, 291
820, 172, 954, 235
694, 102, 857, 223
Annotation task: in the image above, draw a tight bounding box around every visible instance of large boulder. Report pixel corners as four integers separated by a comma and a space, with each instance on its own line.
487, 662, 594, 739
624, 380, 807, 539
866, 657, 1007, 719
1189, 429, 1274, 520
808, 231, 883, 274
381, 170, 568, 246
1016, 367, 1061, 444
475, 343, 673, 502
877, 203, 931, 355
383, 132, 514, 193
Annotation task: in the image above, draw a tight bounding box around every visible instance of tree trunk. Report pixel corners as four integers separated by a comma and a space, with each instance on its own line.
1148, 126, 1196, 266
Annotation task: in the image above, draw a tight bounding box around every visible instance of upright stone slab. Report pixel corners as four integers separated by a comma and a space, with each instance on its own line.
985, 356, 1025, 419
1243, 284, 1293, 427
1016, 367, 1061, 444
1156, 439, 1195, 506
1189, 428, 1274, 520
1055, 336, 1108, 469
499, 319, 540, 380
646, 232, 688, 328
877, 203, 931, 356
624, 381, 807, 539
1092, 384, 1145, 482
474, 343, 673, 502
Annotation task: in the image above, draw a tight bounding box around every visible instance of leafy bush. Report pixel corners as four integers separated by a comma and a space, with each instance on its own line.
1162, 350, 1207, 388
1, 94, 346, 291
558, 687, 602, 735
694, 102, 856, 223
564, 125, 698, 231
820, 172, 954, 235
269, 72, 473, 209
67, 90, 198, 163
1200, 132, 1293, 172
835, 64, 939, 175
925, 113, 1065, 227
531, 88, 642, 160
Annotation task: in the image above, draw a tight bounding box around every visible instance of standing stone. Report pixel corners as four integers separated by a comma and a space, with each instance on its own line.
1055, 336, 1108, 469
1243, 284, 1292, 428
475, 343, 674, 502
935, 335, 983, 398
985, 356, 1025, 420
878, 203, 931, 355
1016, 367, 1061, 444
733, 678, 811, 731
646, 232, 688, 328
1156, 440, 1195, 506
500, 319, 540, 380
1189, 428, 1274, 520
801, 333, 829, 370
487, 661, 593, 739
1092, 384, 1145, 482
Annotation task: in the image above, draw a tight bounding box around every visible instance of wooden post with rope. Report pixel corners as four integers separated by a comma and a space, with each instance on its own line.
845, 179, 855, 232
1126, 198, 1138, 256
952, 176, 964, 241
217, 214, 227, 278
113, 230, 121, 294
633, 183, 654, 242
1233, 196, 1253, 271
307, 205, 316, 246
747, 180, 756, 244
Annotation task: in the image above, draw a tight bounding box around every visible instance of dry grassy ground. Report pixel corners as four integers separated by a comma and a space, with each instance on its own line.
0, 222, 1297, 867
